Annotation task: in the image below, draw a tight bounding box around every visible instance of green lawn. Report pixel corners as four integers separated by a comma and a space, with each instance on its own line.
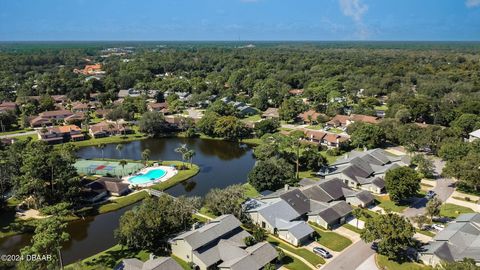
309, 223, 352, 252
198, 207, 217, 219
327, 128, 344, 134
319, 151, 339, 164
342, 223, 363, 234
0, 198, 35, 238
243, 183, 260, 198
96, 190, 149, 214
65, 244, 150, 269
375, 195, 409, 213
14, 133, 38, 141
376, 255, 432, 270
267, 236, 325, 267
151, 162, 200, 191
0, 128, 34, 136
416, 229, 435, 237
243, 114, 262, 122
171, 255, 192, 270
305, 125, 323, 130
282, 255, 312, 270
69, 132, 148, 148
298, 170, 321, 180
440, 203, 475, 219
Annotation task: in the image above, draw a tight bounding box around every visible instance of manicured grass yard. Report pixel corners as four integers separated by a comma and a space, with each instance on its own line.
342, 223, 363, 234
96, 190, 149, 214
0, 128, 34, 136
319, 150, 339, 164
243, 114, 261, 122
65, 244, 150, 269
70, 132, 148, 148
243, 183, 260, 198
267, 236, 325, 267
151, 162, 200, 191
281, 255, 312, 270
309, 223, 352, 252
305, 124, 323, 130
198, 207, 217, 219
439, 203, 475, 219
171, 255, 192, 270
375, 195, 409, 213
376, 254, 432, 270
416, 229, 435, 237
298, 170, 320, 180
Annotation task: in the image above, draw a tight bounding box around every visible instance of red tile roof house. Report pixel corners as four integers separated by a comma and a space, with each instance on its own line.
147, 102, 169, 113
89, 121, 132, 138
29, 110, 75, 127
0, 102, 17, 113
303, 130, 349, 149
64, 112, 86, 124
94, 109, 112, 119
326, 114, 379, 128
27, 95, 68, 104
297, 110, 329, 124
71, 102, 97, 113
37, 125, 84, 144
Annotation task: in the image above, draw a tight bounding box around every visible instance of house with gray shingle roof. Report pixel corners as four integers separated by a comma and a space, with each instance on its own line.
317, 148, 409, 193
170, 215, 277, 270
246, 177, 371, 240
117, 255, 182, 270
420, 213, 480, 266
245, 198, 314, 246
469, 129, 480, 142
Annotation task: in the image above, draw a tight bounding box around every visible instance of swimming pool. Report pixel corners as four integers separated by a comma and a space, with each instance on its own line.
128, 169, 167, 185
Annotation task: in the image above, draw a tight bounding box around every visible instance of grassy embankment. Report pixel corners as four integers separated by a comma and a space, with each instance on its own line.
0, 160, 199, 239
376, 254, 432, 270
65, 244, 192, 270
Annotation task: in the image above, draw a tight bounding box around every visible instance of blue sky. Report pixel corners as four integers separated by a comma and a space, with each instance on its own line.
1, 0, 479, 41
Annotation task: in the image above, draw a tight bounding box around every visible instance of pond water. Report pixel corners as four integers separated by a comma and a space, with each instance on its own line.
0, 137, 256, 264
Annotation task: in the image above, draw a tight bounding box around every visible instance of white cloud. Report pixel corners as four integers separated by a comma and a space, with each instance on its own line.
338, 0, 370, 39
466, 0, 480, 7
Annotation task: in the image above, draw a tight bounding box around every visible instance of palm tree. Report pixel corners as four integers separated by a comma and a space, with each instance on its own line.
141, 149, 151, 165
174, 144, 189, 168
116, 144, 124, 158
119, 159, 128, 177
97, 143, 106, 160
184, 149, 196, 168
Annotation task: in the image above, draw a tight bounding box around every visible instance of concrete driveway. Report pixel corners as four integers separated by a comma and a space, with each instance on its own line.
403, 157, 455, 218
321, 240, 375, 270
356, 254, 378, 270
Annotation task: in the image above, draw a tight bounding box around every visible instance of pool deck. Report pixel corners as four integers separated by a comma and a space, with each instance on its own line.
122, 165, 178, 187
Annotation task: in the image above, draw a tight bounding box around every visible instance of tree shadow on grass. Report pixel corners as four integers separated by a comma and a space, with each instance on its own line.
84, 248, 140, 268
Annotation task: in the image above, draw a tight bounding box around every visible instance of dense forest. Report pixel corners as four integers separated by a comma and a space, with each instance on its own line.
0, 42, 479, 193
1, 42, 479, 125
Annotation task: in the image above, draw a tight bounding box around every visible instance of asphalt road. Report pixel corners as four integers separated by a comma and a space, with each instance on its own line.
403, 158, 455, 218
321, 241, 375, 270
0, 130, 37, 139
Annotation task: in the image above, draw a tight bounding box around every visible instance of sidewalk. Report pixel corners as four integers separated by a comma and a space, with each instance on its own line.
446, 197, 480, 212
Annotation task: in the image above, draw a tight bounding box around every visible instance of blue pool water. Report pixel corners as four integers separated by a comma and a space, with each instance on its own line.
129, 169, 167, 184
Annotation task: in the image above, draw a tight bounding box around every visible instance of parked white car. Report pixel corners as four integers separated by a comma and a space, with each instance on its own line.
431, 223, 445, 231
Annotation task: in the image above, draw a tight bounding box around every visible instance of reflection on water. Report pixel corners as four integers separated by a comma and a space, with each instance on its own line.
1, 137, 256, 264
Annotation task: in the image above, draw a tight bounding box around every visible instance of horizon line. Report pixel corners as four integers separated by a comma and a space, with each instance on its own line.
1, 40, 480, 43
